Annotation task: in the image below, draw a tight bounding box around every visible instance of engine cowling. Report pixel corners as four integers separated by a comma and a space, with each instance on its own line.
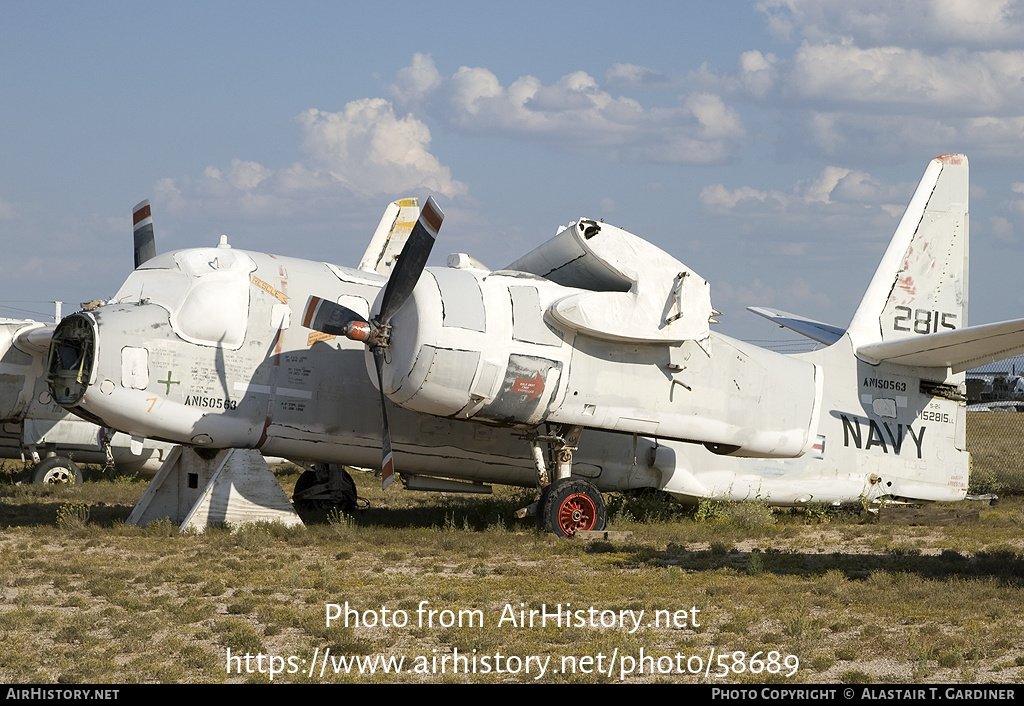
373, 266, 569, 427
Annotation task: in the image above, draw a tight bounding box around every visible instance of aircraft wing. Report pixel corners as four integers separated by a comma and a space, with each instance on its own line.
856, 317, 1024, 372
747, 306, 845, 345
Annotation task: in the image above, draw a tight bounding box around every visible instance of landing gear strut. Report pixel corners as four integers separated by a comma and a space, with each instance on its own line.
526, 425, 607, 536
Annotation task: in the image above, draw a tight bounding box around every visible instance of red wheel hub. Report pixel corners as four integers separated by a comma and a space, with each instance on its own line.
557, 492, 597, 535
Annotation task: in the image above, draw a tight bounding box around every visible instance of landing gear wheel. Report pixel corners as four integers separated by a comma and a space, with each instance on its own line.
293, 467, 358, 515
32, 456, 83, 485
539, 477, 607, 537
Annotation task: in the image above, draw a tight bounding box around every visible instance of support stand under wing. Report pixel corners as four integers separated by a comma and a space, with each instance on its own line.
126, 446, 302, 532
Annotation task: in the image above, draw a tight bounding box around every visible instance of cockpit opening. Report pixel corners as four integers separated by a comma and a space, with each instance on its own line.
47, 313, 95, 406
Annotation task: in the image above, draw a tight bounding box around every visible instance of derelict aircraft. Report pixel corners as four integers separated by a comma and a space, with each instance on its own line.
0, 204, 171, 484
0, 307, 173, 483
43, 154, 1024, 534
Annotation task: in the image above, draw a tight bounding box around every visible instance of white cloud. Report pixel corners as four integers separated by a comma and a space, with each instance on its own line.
700, 165, 896, 213
737, 50, 779, 98
698, 37, 1024, 115
684, 3, 1024, 162
686, 93, 745, 140
1006, 181, 1024, 214
390, 52, 444, 103
691, 163, 941, 335
699, 183, 787, 213
605, 63, 673, 87
155, 97, 465, 219
801, 166, 852, 204
297, 100, 465, 198
828, 169, 899, 203
390, 53, 746, 164
787, 44, 1024, 113
757, 0, 1024, 48
964, 115, 1024, 143
989, 214, 1017, 243
202, 160, 272, 191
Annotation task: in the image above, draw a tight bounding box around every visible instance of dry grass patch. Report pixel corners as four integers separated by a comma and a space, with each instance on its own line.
3, 462, 1024, 682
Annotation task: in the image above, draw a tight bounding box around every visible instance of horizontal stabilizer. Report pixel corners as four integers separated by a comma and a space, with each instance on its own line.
856, 317, 1024, 372
747, 307, 844, 345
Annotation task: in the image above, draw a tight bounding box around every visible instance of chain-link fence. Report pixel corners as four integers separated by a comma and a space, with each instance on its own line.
967, 353, 1024, 494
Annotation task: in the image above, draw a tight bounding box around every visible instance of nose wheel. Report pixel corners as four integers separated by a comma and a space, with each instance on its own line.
539, 477, 607, 537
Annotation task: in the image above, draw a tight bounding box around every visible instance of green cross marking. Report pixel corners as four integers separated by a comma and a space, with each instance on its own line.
157, 371, 180, 395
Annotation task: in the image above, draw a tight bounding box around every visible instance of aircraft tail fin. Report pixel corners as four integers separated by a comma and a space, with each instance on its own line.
844, 155, 1024, 373
132, 199, 157, 269
847, 154, 969, 351
358, 198, 420, 276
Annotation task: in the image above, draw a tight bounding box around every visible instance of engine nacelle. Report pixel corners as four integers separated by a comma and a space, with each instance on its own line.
375, 267, 569, 426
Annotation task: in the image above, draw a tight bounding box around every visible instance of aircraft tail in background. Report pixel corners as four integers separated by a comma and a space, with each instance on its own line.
847, 154, 969, 351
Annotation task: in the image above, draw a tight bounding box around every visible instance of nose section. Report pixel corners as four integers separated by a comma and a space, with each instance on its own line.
47, 312, 97, 406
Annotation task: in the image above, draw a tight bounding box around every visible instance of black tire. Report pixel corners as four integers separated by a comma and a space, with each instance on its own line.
293, 468, 357, 515
293, 470, 323, 509
540, 477, 607, 537
32, 456, 83, 485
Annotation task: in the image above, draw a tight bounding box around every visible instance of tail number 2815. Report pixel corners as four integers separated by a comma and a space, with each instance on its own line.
893, 306, 957, 335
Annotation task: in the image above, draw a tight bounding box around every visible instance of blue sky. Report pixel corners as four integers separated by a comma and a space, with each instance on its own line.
3, 1, 1024, 346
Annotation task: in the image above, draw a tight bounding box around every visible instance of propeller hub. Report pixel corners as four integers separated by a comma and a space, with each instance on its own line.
343, 321, 371, 342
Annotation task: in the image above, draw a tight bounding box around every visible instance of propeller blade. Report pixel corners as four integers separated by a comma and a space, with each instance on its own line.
132, 200, 157, 269
303, 196, 442, 491
373, 345, 395, 489
303, 296, 371, 341
376, 196, 443, 326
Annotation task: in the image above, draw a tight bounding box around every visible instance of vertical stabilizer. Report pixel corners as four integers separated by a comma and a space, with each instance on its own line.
358, 198, 420, 276
132, 199, 157, 269
847, 154, 969, 351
